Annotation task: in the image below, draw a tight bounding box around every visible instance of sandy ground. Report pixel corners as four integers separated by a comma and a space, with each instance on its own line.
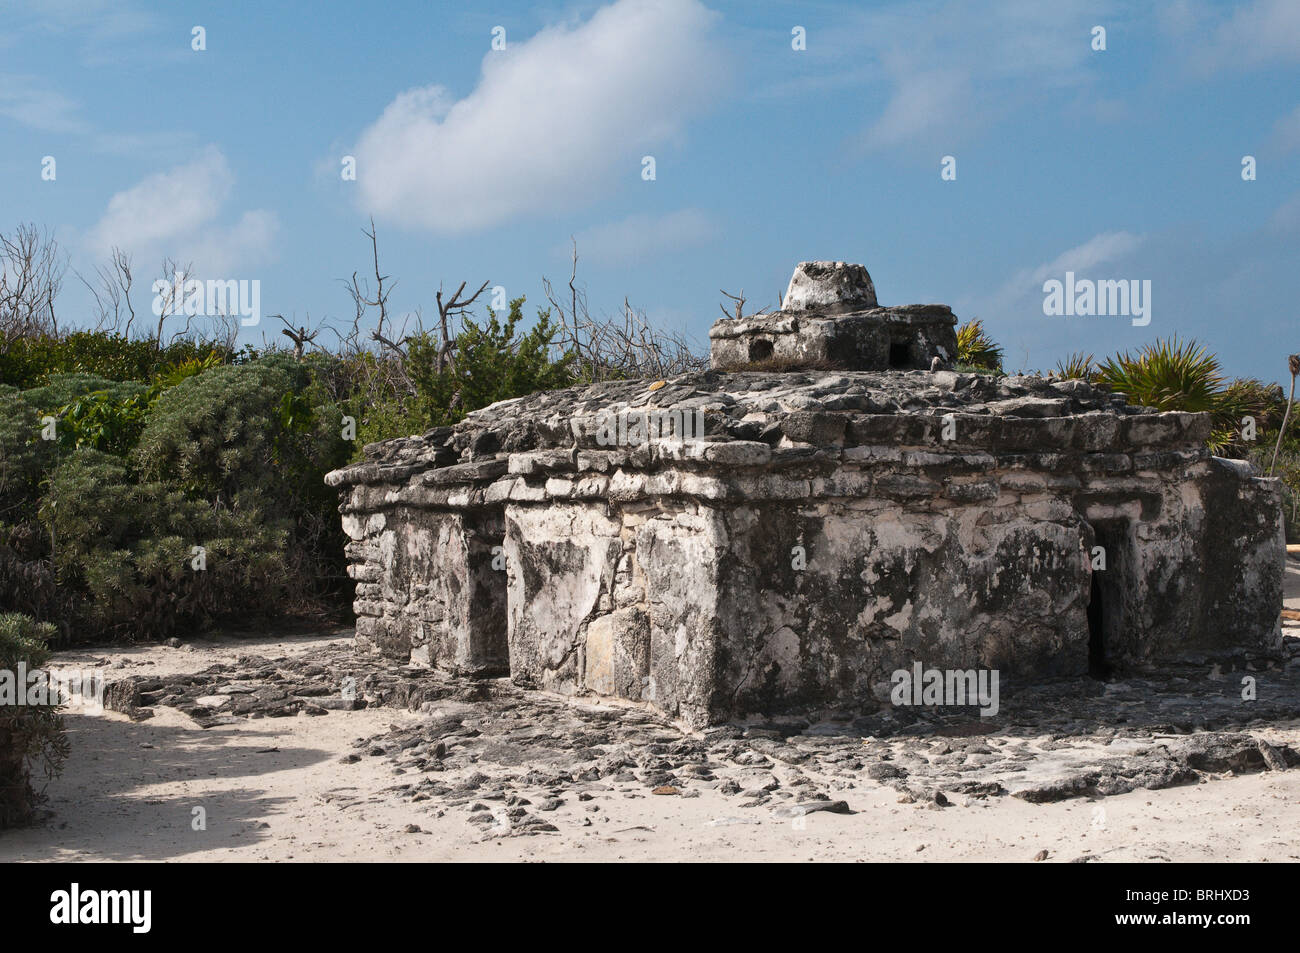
1, 559, 1297, 864
1, 685, 1297, 863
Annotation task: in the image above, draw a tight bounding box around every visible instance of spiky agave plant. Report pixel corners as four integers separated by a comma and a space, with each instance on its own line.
1093, 337, 1261, 452
1054, 352, 1095, 381
1094, 337, 1223, 412
955, 319, 1003, 371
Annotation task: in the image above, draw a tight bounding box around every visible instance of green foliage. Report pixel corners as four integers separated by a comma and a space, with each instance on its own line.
135, 361, 303, 501
1091, 337, 1265, 452
39, 448, 290, 637
54, 383, 152, 456
0, 332, 224, 390
955, 319, 1004, 371
1094, 337, 1223, 413
351, 399, 427, 452
152, 351, 224, 390
0, 612, 68, 828
19, 373, 142, 418
348, 297, 575, 453
0, 388, 52, 523
1054, 352, 1096, 381
406, 298, 574, 427
0, 349, 352, 644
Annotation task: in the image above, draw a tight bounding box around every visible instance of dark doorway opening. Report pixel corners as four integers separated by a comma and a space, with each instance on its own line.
888, 340, 910, 368
1087, 570, 1110, 679
749, 339, 774, 362
1085, 520, 1126, 680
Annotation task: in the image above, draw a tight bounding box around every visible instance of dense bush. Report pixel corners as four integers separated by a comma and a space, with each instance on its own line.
0, 349, 353, 643
0, 302, 578, 644
405, 300, 574, 426
0, 332, 226, 390
0, 612, 68, 828
346, 298, 576, 453
40, 448, 287, 637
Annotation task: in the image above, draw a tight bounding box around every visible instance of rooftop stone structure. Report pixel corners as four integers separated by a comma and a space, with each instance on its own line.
709, 261, 959, 372
326, 262, 1285, 729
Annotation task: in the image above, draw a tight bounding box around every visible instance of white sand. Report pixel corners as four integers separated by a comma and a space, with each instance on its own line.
3, 631, 1298, 863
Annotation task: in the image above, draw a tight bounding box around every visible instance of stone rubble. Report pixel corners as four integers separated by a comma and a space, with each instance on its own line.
101, 633, 1300, 840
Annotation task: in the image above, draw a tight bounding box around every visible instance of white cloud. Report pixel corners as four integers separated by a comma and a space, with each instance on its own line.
0, 74, 87, 133
982, 230, 1144, 321
570, 208, 719, 264
844, 0, 1110, 153
85, 147, 277, 274
352, 0, 729, 233
1025, 231, 1144, 286
1203, 0, 1300, 70
1160, 0, 1300, 75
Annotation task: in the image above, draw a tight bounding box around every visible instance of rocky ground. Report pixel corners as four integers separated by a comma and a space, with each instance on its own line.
93, 630, 1300, 817
1, 568, 1298, 863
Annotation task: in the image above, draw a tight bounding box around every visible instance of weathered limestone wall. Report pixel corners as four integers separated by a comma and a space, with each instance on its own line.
710, 305, 959, 372
709, 260, 958, 371
329, 369, 1285, 728
342, 503, 508, 675
504, 501, 725, 728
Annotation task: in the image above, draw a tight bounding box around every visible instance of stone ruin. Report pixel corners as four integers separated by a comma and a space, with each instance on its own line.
710, 261, 959, 372
326, 261, 1285, 729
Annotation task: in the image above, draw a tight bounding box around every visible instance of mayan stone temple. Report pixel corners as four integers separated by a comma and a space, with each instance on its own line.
326, 261, 1285, 729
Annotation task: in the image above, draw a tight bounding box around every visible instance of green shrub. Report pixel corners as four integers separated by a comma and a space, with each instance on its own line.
0, 388, 53, 524
1094, 337, 1222, 413
406, 299, 574, 426
0, 332, 225, 390
39, 448, 290, 638
955, 319, 1004, 371
135, 360, 306, 502
134, 356, 351, 624
0, 612, 68, 828
345, 297, 575, 455
1093, 339, 1286, 454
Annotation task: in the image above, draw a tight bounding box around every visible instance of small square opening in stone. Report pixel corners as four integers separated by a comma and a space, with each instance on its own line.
748, 339, 774, 362
888, 340, 910, 368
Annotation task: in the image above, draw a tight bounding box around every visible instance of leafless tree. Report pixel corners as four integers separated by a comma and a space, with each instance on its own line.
434, 279, 490, 375
719, 289, 769, 322
275, 313, 322, 361
1270, 353, 1300, 477
0, 224, 65, 344
341, 217, 410, 356
543, 239, 706, 382
76, 246, 136, 336
335, 219, 490, 407
152, 257, 195, 351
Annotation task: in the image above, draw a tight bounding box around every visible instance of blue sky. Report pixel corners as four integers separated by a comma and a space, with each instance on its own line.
2, 0, 1298, 383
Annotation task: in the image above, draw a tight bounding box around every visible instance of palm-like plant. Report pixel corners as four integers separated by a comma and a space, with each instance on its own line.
1093, 337, 1224, 413
1054, 351, 1095, 381
955, 319, 1003, 371
1092, 337, 1282, 454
